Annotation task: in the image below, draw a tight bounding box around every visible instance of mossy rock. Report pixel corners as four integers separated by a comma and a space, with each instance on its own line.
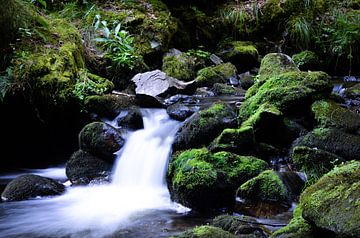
209, 126, 256, 155
345, 83, 360, 100
291, 146, 344, 180
216, 41, 259, 72
84, 94, 136, 120
237, 170, 290, 205
270, 206, 315, 238
162, 53, 196, 81
168, 148, 268, 211
195, 63, 237, 87
172, 225, 236, 238
212, 215, 268, 237
79, 121, 125, 161
65, 150, 111, 185
173, 102, 237, 151
311, 100, 360, 134
211, 83, 245, 96
239, 71, 332, 120
296, 128, 360, 160
1, 174, 65, 202
300, 161, 360, 237
292, 51, 319, 71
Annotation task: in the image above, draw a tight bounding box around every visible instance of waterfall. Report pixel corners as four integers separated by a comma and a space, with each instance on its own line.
0, 109, 187, 238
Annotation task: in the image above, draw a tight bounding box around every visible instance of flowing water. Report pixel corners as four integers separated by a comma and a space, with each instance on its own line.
0, 109, 194, 238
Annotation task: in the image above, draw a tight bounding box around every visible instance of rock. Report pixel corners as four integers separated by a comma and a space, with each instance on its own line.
66, 150, 111, 185
257, 53, 299, 81
209, 126, 256, 155
300, 161, 360, 237
239, 71, 255, 90
131, 70, 196, 98
84, 94, 136, 120
210, 54, 224, 65
278, 171, 306, 200
172, 225, 236, 238
212, 215, 268, 238
117, 107, 144, 130
1, 174, 65, 202
345, 83, 360, 100
311, 100, 360, 134
270, 206, 315, 238
162, 51, 196, 81
79, 121, 125, 161
236, 170, 290, 208
296, 128, 360, 160
291, 146, 344, 180
292, 51, 319, 71
167, 148, 268, 211
166, 103, 196, 121
173, 102, 237, 151
195, 63, 237, 87
217, 41, 259, 72
135, 94, 165, 108
211, 83, 245, 96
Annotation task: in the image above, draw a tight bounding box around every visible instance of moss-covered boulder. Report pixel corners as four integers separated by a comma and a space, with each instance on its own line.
1, 174, 65, 202
167, 148, 268, 211
65, 150, 111, 185
291, 146, 344, 180
239, 71, 332, 120
172, 225, 236, 238
237, 170, 290, 205
270, 206, 315, 238
195, 63, 237, 87
345, 83, 360, 99
84, 94, 136, 120
212, 215, 269, 238
162, 52, 196, 81
209, 126, 256, 155
211, 83, 245, 96
292, 51, 319, 71
311, 100, 360, 134
79, 122, 124, 161
257, 53, 299, 81
300, 161, 360, 237
173, 102, 237, 151
216, 41, 259, 72
296, 128, 360, 160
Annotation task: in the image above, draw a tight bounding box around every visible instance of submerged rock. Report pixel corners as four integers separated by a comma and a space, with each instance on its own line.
1, 174, 65, 202
168, 148, 268, 211
66, 150, 111, 185
166, 102, 196, 121
79, 121, 125, 161
116, 107, 144, 130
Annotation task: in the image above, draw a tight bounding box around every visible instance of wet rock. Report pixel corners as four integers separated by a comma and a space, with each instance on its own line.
131, 70, 196, 98
278, 171, 305, 200
173, 102, 237, 151
345, 83, 360, 100
195, 63, 237, 87
172, 225, 236, 238
300, 161, 360, 237
163, 94, 198, 106
117, 107, 144, 130
135, 94, 165, 108
166, 103, 196, 121
84, 94, 136, 120
211, 83, 245, 96
66, 150, 111, 185
1, 174, 65, 202
212, 215, 269, 238
239, 71, 255, 90
79, 121, 125, 161
168, 148, 268, 211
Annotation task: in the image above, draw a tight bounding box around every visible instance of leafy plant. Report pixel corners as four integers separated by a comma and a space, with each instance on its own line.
29, 0, 47, 9
185, 49, 211, 59
0, 68, 14, 102
92, 14, 138, 70
288, 17, 312, 50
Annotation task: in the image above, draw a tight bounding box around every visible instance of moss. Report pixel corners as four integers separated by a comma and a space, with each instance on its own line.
311, 100, 360, 133
300, 161, 360, 237
298, 128, 360, 160
239, 71, 331, 120
162, 54, 196, 81
241, 103, 282, 127
237, 170, 289, 204
345, 83, 360, 99
195, 63, 237, 87
292, 146, 344, 180
209, 126, 255, 154
168, 148, 267, 210
212, 83, 245, 96
173, 225, 236, 238
257, 53, 299, 81
270, 206, 314, 238
260, 0, 285, 24
292, 51, 319, 70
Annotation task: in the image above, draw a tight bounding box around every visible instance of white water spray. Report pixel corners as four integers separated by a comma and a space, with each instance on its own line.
0, 109, 187, 238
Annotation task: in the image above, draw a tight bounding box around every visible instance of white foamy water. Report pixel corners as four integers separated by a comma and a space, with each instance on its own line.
0, 109, 188, 238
